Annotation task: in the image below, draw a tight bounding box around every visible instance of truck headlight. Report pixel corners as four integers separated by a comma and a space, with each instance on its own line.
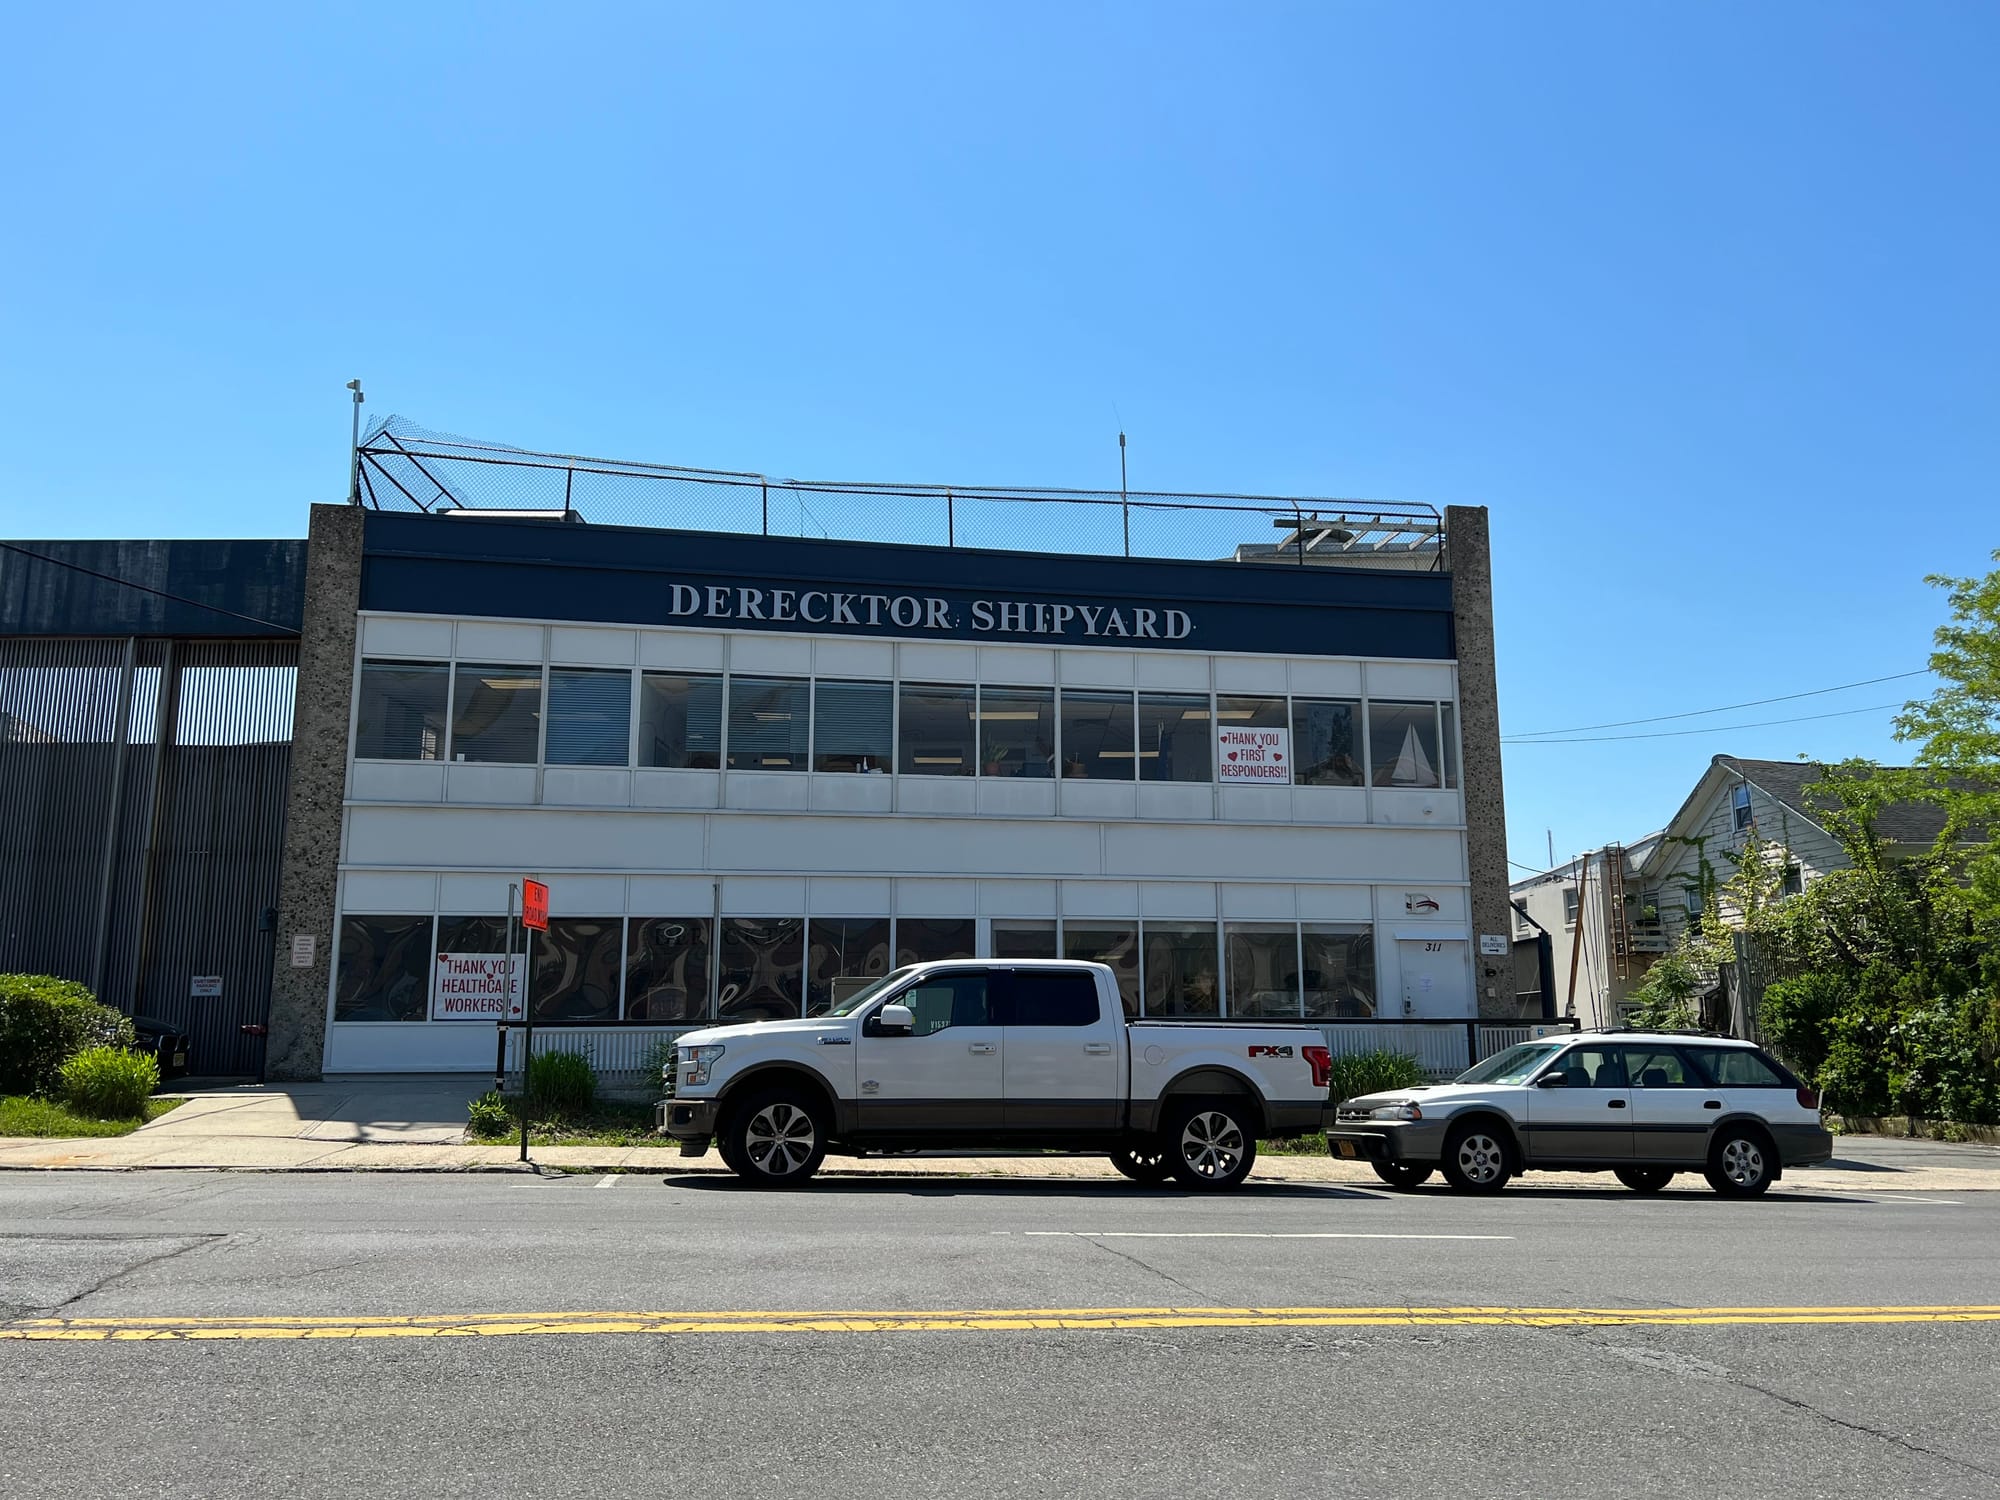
1369, 1102, 1423, 1121
679, 1044, 726, 1088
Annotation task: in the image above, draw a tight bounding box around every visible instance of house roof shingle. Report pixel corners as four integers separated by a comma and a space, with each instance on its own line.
1716, 757, 1954, 846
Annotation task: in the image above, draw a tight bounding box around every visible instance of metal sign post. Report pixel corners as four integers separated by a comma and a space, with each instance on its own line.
518, 879, 548, 1165
494, 882, 517, 1096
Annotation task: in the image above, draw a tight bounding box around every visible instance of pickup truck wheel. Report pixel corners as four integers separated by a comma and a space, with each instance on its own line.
1614, 1166, 1675, 1194
1110, 1146, 1174, 1184
1371, 1162, 1434, 1190
724, 1088, 827, 1188
1440, 1123, 1512, 1194
1166, 1101, 1257, 1190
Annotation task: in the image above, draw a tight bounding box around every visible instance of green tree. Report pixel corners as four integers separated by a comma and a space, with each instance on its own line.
1895, 549, 2000, 924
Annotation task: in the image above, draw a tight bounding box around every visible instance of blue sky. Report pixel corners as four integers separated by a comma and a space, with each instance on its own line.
2, 3, 1994, 870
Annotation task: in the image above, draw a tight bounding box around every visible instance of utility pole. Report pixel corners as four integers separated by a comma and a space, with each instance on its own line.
1565, 850, 1592, 1019
346, 379, 365, 505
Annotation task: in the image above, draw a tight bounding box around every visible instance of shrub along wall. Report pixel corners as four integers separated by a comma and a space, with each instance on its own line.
0, 975, 138, 1096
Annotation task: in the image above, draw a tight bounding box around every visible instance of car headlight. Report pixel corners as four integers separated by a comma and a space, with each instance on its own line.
1368, 1102, 1423, 1121
678, 1044, 726, 1088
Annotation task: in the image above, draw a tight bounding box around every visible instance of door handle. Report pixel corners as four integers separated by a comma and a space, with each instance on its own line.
968, 1043, 995, 1055
1607, 1099, 1627, 1109
1084, 1043, 1113, 1055
1703, 1099, 1722, 1110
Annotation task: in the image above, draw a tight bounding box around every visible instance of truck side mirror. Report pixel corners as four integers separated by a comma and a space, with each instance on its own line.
876, 1003, 915, 1035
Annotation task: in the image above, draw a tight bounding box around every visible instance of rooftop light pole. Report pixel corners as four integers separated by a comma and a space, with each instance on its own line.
1118, 430, 1129, 557
346, 379, 365, 505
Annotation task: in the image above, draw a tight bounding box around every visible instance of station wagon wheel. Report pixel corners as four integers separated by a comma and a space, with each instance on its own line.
1371, 1162, 1434, 1190
724, 1087, 828, 1188
1704, 1127, 1774, 1199
1166, 1100, 1258, 1190
1110, 1145, 1174, 1185
1440, 1122, 1512, 1195
1614, 1166, 1675, 1195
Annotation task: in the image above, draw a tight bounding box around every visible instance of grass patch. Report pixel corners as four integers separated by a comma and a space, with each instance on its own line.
0, 1095, 182, 1138
469, 1095, 667, 1148
1262, 1132, 1331, 1157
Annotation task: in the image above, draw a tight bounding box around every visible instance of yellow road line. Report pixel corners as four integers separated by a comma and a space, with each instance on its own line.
7, 1305, 2000, 1341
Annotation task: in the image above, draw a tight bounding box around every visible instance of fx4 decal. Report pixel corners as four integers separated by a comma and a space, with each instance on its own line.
1247, 1045, 1295, 1058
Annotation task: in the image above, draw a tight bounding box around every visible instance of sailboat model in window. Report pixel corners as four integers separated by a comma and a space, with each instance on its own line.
1385, 724, 1435, 786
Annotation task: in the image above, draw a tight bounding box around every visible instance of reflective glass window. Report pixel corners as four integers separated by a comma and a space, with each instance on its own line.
638, 672, 723, 769
717, 918, 805, 1020
334, 914, 432, 1022
898, 683, 976, 776
1369, 702, 1443, 789
992, 921, 1058, 959
727, 677, 808, 771
624, 917, 712, 1022
807, 917, 892, 1015
1226, 922, 1299, 1018
1301, 925, 1374, 1018
1059, 690, 1135, 780
895, 917, 977, 967
450, 663, 543, 764
1062, 921, 1140, 1017
546, 668, 631, 767
977, 686, 1056, 778
528, 917, 623, 1022
1142, 921, 1219, 1017
355, 661, 448, 761
1293, 699, 1364, 787
814, 681, 892, 773
1136, 694, 1212, 783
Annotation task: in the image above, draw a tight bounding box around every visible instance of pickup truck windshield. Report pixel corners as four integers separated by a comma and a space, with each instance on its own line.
1456, 1041, 1565, 1085
825, 968, 921, 1017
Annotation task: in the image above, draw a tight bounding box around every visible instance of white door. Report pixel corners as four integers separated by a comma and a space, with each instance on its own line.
855, 970, 1003, 1134
1397, 938, 1470, 1018
996, 968, 1122, 1132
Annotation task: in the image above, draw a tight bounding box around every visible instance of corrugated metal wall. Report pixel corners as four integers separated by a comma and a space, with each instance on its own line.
0, 637, 298, 1076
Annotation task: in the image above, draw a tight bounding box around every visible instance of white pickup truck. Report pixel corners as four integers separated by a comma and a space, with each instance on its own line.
661, 959, 1336, 1189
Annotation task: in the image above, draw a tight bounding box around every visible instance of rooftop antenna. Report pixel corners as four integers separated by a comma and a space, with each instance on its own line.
1118, 429, 1129, 557
346, 379, 366, 505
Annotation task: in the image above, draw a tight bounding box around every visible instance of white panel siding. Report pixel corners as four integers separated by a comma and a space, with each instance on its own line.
350, 761, 445, 803
1364, 662, 1454, 699
455, 621, 545, 661
1214, 656, 1287, 694
361, 616, 455, 658
812, 639, 894, 678
639, 631, 725, 670
340, 871, 438, 912
895, 878, 977, 915
549, 627, 637, 665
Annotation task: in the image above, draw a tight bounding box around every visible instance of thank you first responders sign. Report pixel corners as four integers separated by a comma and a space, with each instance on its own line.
1217, 726, 1290, 783
433, 954, 523, 1021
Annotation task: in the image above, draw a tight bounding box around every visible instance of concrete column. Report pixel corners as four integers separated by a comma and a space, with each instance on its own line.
266, 504, 365, 1081
1442, 505, 1517, 1019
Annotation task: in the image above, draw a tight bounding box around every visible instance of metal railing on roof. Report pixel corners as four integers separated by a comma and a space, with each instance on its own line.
354, 418, 1444, 569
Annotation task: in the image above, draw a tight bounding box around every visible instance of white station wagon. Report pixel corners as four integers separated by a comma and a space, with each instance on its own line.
1323, 1029, 1833, 1197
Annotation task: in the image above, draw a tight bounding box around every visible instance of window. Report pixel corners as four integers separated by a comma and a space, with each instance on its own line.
898, 683, 975, 776
624, 917, 711, 1022
1684, 883, 1705, 923
1141, 921, 1219, 1018
1732, 784, 1754, 832
1542, 1046, 1626, 1088
997, 970, 1100, 1027
1302, 925, 1374, 1018
354, 661, 448, 761
546, 668, 631, 766
1440, 703, 1460, 790
1059, 689, 1136, 780
992, 921, 1058, 959
1782, 863, 1803, 898
1136, 694, 1212, 783
450, 663, 542, 763
727, 677, 807, 770
894, 972, 989, 1036
1063, 922, 1140, 1017
1562, 887, 1580, 926
528, 917, 623, 1021
1215, 696, 1286, 732
334, 914, 432, 1021
638, 672, 722, 769
1619, 1047, 1699, 1088
895, 917, 977, 967
978, 686, 1056, 778
1696, 1049, 1791, 1088
1292, 699, 1363, 787
717, 917, 804, 1019
806, 916, 892, 1015
813, 681, 891, 773
1370, 702, 1442, 789
1225, 922, 1299, 1017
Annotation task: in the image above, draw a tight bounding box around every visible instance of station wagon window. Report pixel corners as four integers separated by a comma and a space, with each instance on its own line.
997, 970, 1099, 1026
1695, 1049, 1790, 1088
1543, 1047, 1626, 1088
1456, 1042, 1562, 1085
1619, 1047, 1700, 1088
896, 973, 989, 1036
354, 660, 449, 760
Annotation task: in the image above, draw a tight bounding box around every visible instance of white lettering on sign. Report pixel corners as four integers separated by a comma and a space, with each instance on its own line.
289, 934, 316, 968
667, 583, 1191, 643
1217, 726, 1291, 783
431, 953, 524, 1022
190, 976, 223, 999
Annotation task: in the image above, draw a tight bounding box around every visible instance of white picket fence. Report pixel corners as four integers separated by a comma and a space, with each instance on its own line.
503, 1025, 701, 1090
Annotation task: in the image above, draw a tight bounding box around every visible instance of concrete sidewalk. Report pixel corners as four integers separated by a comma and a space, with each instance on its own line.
0, 1077, 1995, 1190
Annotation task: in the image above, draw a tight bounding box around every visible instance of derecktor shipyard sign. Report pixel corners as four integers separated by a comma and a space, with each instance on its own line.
667, 584, 1194, 641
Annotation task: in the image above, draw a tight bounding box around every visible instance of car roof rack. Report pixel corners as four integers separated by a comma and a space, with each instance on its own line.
1571, 1026, 1741, 1039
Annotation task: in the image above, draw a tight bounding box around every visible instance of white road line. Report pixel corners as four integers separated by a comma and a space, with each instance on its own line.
596, 1174, 619, 1189
1019, 1231, 1513, 1241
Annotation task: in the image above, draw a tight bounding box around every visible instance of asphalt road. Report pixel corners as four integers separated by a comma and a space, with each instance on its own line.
3, 1169, 1998, 1499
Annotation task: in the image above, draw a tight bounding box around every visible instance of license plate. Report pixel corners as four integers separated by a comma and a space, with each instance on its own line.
1336, 1140, 1358, 1159
172, 1053, 186, 1069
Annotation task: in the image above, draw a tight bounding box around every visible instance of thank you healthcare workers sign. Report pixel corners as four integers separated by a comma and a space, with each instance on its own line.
432, 953, 523, 1021
1217, 726, 1291, 783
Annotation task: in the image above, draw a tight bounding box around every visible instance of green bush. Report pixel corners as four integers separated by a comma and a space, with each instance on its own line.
57, 1046, 159, 1119
1760, 971, 1850, 1081
641, 1037, 679, 1098
467, 1089, 513, 1138
0, 975, 137, 1096
1325, 1048, 1427, 1104
526, 1049, 597, 1118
